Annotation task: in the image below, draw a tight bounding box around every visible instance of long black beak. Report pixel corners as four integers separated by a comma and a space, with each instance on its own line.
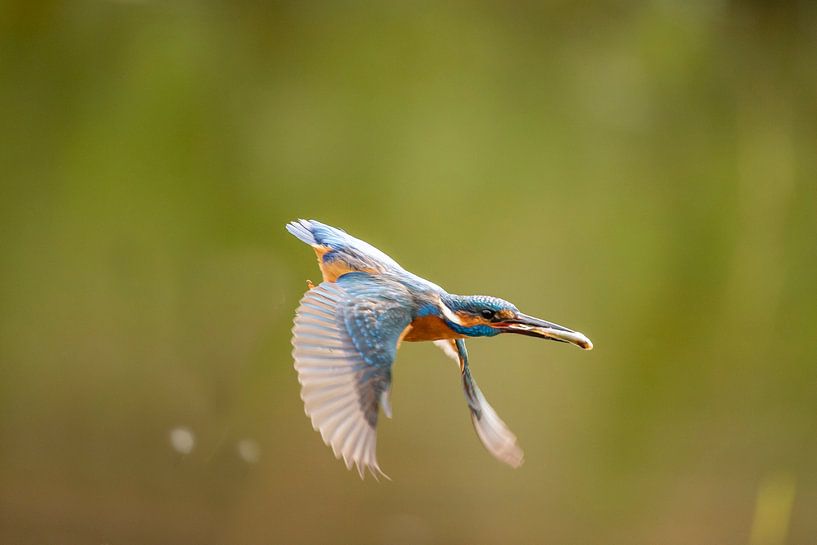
500, 313, 593, 350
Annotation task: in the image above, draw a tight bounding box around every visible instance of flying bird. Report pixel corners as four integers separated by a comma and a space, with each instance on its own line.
287, 219, 592, 478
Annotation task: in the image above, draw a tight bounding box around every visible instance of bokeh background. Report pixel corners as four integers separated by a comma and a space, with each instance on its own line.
2, 1, 816, 544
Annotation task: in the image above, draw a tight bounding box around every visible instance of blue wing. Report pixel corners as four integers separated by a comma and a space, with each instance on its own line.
287, 219, 404, 277
291, 272, 413, 478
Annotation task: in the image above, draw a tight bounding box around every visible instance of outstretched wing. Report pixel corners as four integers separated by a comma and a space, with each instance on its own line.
287, 219, 404, 281
434, 339, 524, 468
292, 272, 413, 478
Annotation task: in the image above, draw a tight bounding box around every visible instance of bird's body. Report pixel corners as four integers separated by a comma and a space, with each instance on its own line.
287, 219, 592, 478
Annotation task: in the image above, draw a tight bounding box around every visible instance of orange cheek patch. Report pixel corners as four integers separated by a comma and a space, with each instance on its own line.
454, 312, 505, 328
454, 313, 483, 327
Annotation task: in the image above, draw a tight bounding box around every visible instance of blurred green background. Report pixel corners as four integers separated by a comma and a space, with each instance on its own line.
2, 1, 816, 544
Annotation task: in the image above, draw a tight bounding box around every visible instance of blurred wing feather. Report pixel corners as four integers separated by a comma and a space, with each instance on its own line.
292, 274, 413, 478
435, 339, 524, 468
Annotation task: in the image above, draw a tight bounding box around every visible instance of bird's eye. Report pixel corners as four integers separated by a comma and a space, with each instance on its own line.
481, 309, 495, 320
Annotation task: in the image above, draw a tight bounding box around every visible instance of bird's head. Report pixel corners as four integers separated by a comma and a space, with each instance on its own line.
440, 294, 593, 350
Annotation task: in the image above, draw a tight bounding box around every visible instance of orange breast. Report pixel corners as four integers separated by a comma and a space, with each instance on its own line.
402, 316, 463, 342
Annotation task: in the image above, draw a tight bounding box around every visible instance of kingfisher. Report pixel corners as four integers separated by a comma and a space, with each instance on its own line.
287, 219, 592, 478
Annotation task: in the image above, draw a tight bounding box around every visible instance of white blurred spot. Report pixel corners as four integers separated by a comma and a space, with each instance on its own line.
169, 426, 195, 455
237, 438, 261, 464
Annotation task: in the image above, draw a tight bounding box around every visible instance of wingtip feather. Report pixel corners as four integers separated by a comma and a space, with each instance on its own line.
470, 388, 525, 469
286, 219, 319, 246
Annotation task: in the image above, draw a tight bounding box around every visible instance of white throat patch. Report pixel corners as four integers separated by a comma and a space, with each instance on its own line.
439, 300, 464, 325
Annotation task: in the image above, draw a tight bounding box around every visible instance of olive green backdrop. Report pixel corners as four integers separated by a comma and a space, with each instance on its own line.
2, 2, 816, 544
